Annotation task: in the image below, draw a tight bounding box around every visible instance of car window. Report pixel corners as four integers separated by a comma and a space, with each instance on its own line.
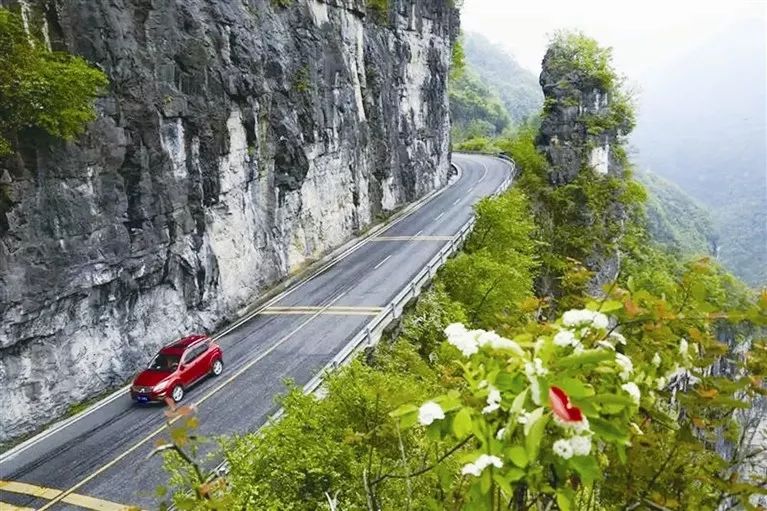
183, 342, 208, 364
148, 354, 180, 371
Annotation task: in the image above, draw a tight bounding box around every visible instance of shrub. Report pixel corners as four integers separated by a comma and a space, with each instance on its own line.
0, 8, 108, 156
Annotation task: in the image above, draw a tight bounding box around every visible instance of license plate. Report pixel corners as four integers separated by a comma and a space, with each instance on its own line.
137, 395, 149, 402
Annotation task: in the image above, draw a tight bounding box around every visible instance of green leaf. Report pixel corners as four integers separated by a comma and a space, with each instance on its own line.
523, 407, 544, 436
556, 488, 575, 511
493, 473, 514, 496
569, 455, 601, 483
453, 408, 473, 439
556, 378, 595, 398
525, 413, 549, 460
589, 416, 629, 444
506, 445, 528, 468
554, 349, 614, 369
389, 404, 418, 417
480, 468, 492, 494
510, 389, 529, 415
600, 300, 624, 312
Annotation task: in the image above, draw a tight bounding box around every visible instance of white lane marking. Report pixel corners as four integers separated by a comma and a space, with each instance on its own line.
452, 198, 460, 205
414, 229, 423, 237
435, 212, 445, 221
374, 255, 392, 270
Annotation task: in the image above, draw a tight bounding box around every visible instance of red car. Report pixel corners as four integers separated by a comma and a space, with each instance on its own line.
130, 335, 223, 403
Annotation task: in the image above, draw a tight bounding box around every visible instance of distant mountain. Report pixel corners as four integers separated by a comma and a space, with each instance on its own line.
631, 17, 766, 286
637, 170, 716, 258
449, 70, 511, 139
463, 33, 543, 125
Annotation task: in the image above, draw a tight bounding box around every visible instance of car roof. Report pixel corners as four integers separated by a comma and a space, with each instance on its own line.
158, 334, 209, 355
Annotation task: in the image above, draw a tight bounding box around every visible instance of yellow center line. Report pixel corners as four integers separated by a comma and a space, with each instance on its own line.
0, 502, 34, 511
0, 480, 139, 511
36, 292, 349, 511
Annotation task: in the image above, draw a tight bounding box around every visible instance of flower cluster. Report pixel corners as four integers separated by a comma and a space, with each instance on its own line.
417, 401, 444, 426
461, 454, 503, 477
562, 308, 609, 329
444, 323, 525, 358
482, 387, 502, 414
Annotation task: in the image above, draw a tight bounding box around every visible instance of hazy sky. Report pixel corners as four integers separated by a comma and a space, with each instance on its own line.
461, 0, 766, 80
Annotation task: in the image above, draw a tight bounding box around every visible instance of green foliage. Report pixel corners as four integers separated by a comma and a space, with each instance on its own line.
367, 0, 389, 21
450, 71, 510, 141
547, 30, 617, 90
159, 29, 767, 511
292, 65, 311, 94
462, 33, 543, 125
441, 189, 538, 328
454, 136, 502, 154
0, 8, 108, 156
451, 36, 466, 80
637, 169, 717, 257
270, 0, 292, 7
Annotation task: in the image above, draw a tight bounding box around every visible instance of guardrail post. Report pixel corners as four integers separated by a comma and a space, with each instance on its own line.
365, 327, 372, 346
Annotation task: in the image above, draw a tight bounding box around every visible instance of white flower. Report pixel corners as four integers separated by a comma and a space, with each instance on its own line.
553, 414, 591, 434
554, 330, 577, 347
562, 309, 591, 327
591, 312, 609, 330
553, 439, 574, 459
477, 331, 525, 356
651, 352, 662, 367
615, 353, 633, 381
679, 338, 689, 357
530, 378, 542, 405
573, 342, 585, 353
609, 331, 627, 345
496, 427, 506, 440
621, 382, 641, 404
655, 377, 667, 390
596, 340, 615, 350
444, 323, 479, 357
444, 322, 467, 338
418, 401, 445, 426
482, 387, 502, 414
525, 358, 548, 378
562, 309, 609, 329
461, 462, 482, 477
570, 435, 592, 456
461, 454, 503, 477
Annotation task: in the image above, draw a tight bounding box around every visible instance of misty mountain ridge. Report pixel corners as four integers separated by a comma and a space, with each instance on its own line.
631, 17, 766, 286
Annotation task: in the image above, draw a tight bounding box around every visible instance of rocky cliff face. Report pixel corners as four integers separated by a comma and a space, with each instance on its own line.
536, 49, 631, 185
0, 0, 457, 442
534, 42, 634, 293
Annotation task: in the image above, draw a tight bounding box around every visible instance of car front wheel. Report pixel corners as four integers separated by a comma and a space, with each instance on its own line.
171, 384, 184, 403
211, 358, 224, 376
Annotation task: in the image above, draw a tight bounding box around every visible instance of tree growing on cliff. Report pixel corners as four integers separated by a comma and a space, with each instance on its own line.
0, 8, 107, 156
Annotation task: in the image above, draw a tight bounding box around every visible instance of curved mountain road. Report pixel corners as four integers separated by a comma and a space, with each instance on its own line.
0, 153, 512, 511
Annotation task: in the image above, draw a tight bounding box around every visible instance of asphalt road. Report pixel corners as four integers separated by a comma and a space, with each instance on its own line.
0, 154, 511, 511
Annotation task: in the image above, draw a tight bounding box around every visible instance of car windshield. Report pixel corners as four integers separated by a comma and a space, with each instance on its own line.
147, 353, 180, 371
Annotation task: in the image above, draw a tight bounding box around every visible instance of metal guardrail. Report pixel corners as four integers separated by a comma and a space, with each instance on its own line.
182, 157, 516, 488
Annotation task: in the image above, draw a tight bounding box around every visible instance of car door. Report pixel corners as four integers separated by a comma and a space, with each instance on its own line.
183, 343, 209, 385
178, 348, 199, 386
